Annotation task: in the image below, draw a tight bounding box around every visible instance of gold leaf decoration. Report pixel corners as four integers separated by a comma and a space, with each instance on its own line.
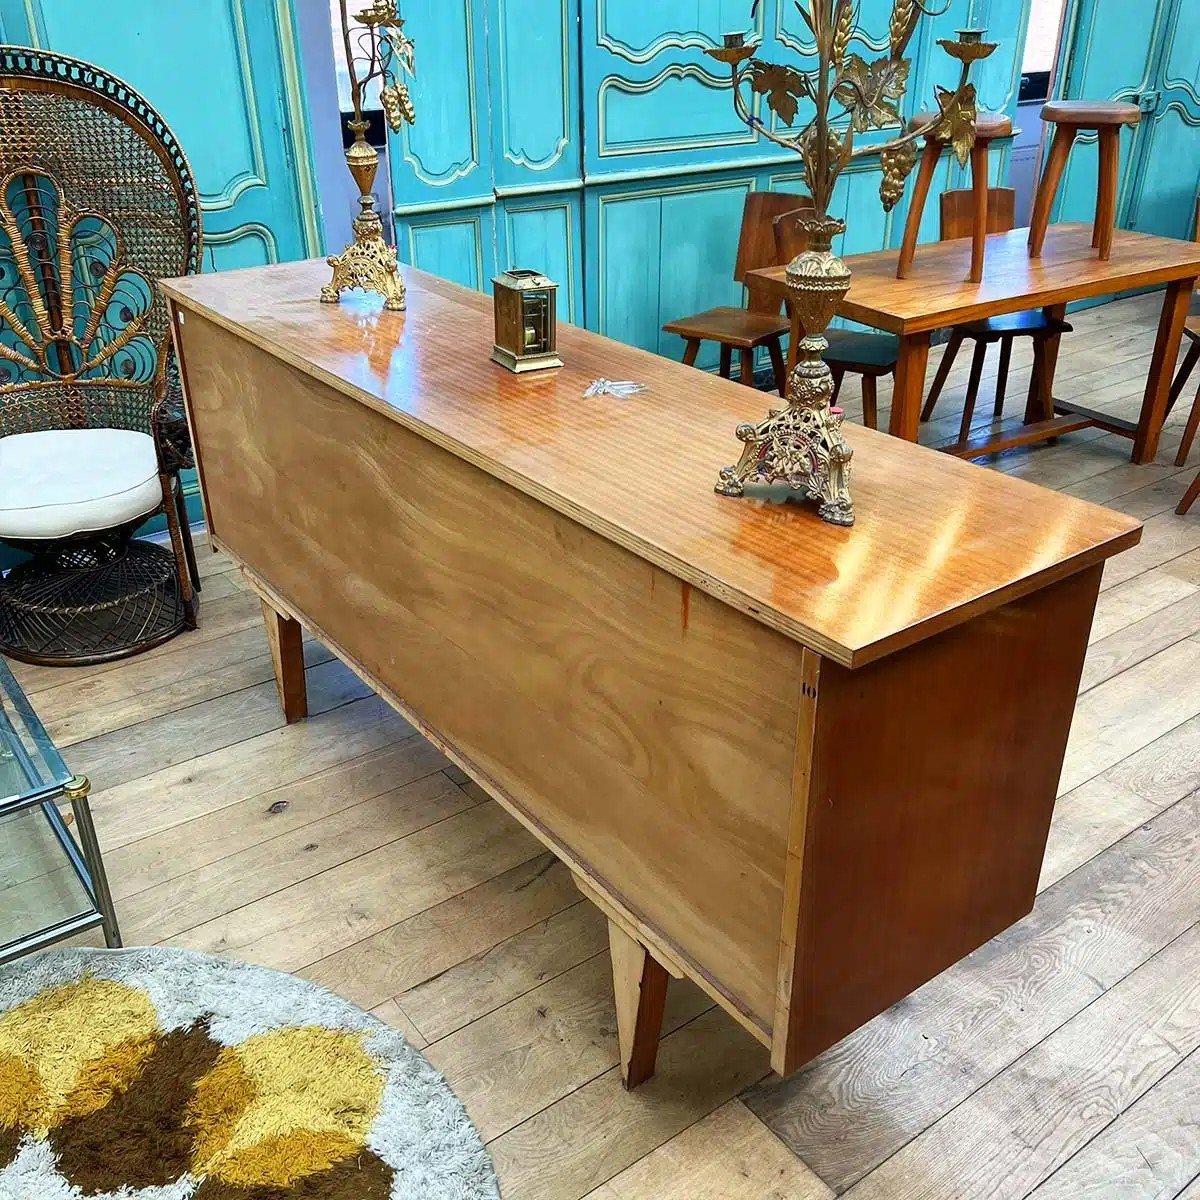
936, 82, 978, 168
747, 60, 811, 126
355, 0, 402, 29
879, 140, 918, 211
704, 42, 757, 66
832, 0, 854, 67
380, 82, 415, 132
834, 54, 910, 132
888, 0, 918, 56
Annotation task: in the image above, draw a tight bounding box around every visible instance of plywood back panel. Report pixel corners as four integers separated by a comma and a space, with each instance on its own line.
179, 312, 800, 1031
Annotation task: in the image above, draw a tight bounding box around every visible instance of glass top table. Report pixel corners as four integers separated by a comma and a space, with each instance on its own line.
0, 655, 121, 962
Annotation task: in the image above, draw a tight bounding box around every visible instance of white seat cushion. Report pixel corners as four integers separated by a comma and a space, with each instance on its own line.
0, 428, 162, 540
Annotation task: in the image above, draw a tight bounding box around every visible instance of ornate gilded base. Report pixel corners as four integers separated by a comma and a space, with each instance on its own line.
321, 207, 407, 312
715, 349, 855, 526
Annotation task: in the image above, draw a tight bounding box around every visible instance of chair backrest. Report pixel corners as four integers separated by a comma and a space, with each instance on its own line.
772, 203, 819, 266
735, 191, 810, 312
939, 187, 1016, 241
0, 47, 201, 439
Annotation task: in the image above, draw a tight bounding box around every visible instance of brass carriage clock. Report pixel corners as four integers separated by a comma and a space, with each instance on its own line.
490, 270, 564, 373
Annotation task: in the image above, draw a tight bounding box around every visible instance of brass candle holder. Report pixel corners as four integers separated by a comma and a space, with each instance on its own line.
706, 2, 996, 526
321, 0, 416, 312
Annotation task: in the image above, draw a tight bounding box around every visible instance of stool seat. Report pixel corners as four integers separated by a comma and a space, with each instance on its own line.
907, 110, 1012, 139
1040, 100, 1140, 127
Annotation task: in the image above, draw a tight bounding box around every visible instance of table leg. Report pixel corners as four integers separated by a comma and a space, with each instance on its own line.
1026, 303, 1068, 425
1134, 278, 1196, 464
64, 775, 122, 949
889, 332, 933, 441
262, 599, 308, 723
609, 919, 669, 1089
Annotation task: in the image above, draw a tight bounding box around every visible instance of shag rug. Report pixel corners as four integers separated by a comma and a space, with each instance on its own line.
0, 946, 498, 1199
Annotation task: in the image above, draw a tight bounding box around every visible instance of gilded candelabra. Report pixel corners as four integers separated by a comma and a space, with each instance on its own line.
707, 0, 996, 526
321, 0, 416, 312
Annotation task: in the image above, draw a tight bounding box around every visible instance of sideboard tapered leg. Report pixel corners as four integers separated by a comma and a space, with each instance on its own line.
608, 919, 669, 1089
261, 599, 307, 723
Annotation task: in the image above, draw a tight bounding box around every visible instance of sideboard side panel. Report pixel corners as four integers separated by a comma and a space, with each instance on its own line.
777, 563, 1103, 1072
177, 313, 800, 1031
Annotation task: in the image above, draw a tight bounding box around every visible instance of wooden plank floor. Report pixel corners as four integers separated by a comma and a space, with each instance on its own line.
6, 292, 1199, 1199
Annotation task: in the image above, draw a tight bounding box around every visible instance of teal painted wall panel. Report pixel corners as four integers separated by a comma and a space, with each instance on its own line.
1052, 0, 1198, 240
490, 0, 580, 188
8, 0, 318, 268
403, 210, 491, 291
655, 179, 752, 360
591, 191, 663, 348
500, 197, 582, 323
389, 0, 492, 207
0, 0, 318, 560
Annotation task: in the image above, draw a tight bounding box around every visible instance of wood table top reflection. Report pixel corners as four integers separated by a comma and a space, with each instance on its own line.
162, 260, 1140, 668
746, 223, 1200, 334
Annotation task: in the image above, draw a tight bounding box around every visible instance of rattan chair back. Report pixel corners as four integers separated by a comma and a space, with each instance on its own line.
0, 47, 201, 440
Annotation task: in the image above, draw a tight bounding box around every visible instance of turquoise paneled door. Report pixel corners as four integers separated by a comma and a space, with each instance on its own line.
388, 1, 1029, 353
581, 0, 1028, 361
1050, 0, 1199, 240
389, 0, 584, 320
0, 0, 320, 269
0, 0, 321, 534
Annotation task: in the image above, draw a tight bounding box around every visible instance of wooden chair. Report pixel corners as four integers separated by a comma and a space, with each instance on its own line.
1169, 196, 1200, 515
899, 111, 1013, 284
1028, 100, 1141, 262
773, 209, 899, 430
921, 187, 1072, 445
663, 191, 810, 394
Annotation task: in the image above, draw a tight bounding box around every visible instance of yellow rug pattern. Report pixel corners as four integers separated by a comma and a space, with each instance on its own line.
0, 947, 497, 1199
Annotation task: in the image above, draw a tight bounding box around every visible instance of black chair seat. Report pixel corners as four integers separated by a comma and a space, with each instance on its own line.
825, 329, 901, 371
962, 310, 1073, 339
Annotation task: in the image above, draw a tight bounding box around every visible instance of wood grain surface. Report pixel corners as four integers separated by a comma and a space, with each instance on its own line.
161, 261, 1140, 667
747, 223, 1200, 334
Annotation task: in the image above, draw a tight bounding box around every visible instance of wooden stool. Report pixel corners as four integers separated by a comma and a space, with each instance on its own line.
1028, 100, 1141, 262
898, 110, 1013, 284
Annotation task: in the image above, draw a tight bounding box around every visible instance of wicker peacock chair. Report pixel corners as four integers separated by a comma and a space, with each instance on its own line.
0, 47, 203, 665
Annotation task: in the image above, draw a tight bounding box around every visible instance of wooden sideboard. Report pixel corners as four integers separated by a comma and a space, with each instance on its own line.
162, 261, 1141, 1087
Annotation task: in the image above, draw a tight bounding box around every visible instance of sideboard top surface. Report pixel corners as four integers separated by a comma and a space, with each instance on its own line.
162, 260, 1141, 667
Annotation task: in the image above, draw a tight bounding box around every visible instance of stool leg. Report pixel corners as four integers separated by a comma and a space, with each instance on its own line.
681, 338, 701, 367
767, 336, 787, 396
1095, 127, 1120, 261
1167, 341, 1200, 418
1177, 385, 1200, 468
739, 348, 756, 387
959, 341, 988, 445
861, 374, 878, 430
1178, 470, 1200, 516
922, 330, 964, 422
969, 137, 990, 284
1029, 125, 1076, 258
994, 336, 1013, 419
898, 140, 941, 280
719, 344, 733, 379
831, 367, 846, 404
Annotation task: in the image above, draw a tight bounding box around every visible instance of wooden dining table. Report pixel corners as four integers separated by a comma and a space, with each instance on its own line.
746, 222, 1200, 462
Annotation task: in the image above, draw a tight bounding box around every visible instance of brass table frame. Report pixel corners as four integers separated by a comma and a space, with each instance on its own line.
0, 657, 121, 963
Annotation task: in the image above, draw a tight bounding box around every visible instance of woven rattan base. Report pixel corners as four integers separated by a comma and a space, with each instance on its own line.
0, 538, 186, 666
